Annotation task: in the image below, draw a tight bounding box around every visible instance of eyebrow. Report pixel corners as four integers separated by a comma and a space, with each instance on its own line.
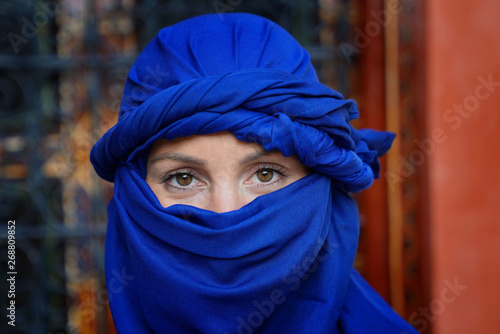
237, 150, 271, 166
148, 149, 272, 166
149, 152, 207, 166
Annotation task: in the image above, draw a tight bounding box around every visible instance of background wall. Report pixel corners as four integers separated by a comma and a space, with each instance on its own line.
425, 1, 500, 333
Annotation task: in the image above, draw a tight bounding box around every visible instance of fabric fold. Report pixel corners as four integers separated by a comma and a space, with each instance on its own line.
91, 69, 393, 193
109, 171, 359, 333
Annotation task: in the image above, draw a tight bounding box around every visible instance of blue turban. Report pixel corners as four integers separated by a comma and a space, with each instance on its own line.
90, 13, 417, 334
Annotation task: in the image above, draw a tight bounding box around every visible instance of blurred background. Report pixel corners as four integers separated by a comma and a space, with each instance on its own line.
0, 0, 499, 333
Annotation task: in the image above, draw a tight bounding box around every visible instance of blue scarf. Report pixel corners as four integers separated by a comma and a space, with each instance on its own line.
90, 13, 417, 334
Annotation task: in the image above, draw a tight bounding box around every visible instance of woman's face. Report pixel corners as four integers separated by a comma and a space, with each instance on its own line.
146, 131, 308, 213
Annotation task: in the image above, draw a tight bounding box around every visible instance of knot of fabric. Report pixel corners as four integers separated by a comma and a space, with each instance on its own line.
91, 68, 393, 192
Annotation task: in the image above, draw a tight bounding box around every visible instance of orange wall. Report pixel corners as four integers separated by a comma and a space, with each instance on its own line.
425, 1, 500, 333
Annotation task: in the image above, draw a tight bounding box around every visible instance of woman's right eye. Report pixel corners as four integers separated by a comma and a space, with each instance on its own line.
162, 170, 202, 189
174, 173, 194, 186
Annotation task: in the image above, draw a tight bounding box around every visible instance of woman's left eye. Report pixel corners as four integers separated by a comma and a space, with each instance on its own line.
250, 166, 288, 184
255, 169, 275, 183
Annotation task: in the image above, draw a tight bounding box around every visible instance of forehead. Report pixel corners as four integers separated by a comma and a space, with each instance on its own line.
147, 131, 272, 166
153, 132, 260, 153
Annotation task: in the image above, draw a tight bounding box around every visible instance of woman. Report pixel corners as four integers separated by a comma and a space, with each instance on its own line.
91, 13, 418, 334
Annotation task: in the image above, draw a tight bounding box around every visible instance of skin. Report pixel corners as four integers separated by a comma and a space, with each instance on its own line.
146, 131, 309, 213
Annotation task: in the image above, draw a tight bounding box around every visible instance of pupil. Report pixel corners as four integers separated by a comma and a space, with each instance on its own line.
176, 174, 192, 186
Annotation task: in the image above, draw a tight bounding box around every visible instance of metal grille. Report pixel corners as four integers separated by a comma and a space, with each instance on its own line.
0, 1, 359, 332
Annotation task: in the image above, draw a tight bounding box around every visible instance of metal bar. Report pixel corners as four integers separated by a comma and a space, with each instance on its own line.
0, 54, 136, 71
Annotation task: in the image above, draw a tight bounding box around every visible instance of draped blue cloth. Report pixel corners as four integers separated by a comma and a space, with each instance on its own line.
90, 13, 417, 334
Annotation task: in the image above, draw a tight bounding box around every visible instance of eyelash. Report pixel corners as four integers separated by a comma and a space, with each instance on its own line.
159, 164, 289, 188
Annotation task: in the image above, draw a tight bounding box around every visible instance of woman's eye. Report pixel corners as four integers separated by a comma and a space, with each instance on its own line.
256, 169, 274, 183
175, 173, 193, 186
162, 171, 201, 189
250, 166, 288, 185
